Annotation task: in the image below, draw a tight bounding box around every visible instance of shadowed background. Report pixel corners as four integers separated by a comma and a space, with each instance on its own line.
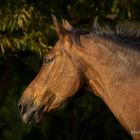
0, 0, 140, 139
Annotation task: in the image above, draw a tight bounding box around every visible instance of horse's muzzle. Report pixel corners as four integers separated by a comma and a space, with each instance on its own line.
18, 102, 45, 124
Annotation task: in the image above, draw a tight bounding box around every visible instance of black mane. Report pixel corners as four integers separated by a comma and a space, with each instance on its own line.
72, 22, 140, 51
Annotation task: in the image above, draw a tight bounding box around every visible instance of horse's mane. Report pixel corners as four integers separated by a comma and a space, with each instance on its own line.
72, 21, 140, 51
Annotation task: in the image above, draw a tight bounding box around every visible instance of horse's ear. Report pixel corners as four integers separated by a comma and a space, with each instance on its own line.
51, 14, 66, 38
62, 19, 73, 31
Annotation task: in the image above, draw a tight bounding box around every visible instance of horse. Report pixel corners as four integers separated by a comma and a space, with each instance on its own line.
18, 16, 140, 140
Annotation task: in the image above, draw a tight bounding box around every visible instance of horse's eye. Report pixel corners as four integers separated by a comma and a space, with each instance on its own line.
44, 57, 53, 63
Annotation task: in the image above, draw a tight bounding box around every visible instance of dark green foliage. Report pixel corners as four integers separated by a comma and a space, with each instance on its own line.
0, 0, 139, 139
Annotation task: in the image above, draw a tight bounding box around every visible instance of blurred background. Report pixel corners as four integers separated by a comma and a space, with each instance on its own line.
0, 0, 140, 139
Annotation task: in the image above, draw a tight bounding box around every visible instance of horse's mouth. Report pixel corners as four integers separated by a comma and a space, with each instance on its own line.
21, 94, 56, 124
21, 107, 45, 124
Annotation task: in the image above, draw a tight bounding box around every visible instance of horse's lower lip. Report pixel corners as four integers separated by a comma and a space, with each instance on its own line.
21, 108, 45, 124
20, 94, 56, 124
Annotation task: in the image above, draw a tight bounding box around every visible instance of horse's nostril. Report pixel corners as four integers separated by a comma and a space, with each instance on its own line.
18, 103, 25, 115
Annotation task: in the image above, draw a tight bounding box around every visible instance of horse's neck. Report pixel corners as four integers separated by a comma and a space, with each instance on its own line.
77, 36, 140, 137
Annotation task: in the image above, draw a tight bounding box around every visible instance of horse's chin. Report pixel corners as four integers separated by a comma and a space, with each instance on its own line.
21, 108, 45, 124
21, 105, 57, 124
20, 101, 66, 124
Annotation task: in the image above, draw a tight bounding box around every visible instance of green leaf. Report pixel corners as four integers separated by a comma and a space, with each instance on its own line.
0, 43, 5, 54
